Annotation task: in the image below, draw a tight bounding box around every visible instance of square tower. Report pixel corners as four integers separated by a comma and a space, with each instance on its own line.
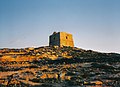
49, 32, 74, 47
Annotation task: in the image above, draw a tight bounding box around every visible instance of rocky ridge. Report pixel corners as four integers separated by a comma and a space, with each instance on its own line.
0, 46, 120, 62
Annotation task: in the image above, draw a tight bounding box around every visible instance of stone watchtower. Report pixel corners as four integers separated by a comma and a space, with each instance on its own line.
49, 32, 74, 47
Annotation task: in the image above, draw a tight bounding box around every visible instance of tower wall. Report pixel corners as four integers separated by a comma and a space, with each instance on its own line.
59, 32, 74, 47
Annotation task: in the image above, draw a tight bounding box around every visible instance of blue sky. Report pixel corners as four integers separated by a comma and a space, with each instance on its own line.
0, 0, 120, 53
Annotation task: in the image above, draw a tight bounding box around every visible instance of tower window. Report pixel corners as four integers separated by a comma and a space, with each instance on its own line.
66, 36, 68, 39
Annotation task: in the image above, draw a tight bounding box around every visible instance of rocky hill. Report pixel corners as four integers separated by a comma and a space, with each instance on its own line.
0, 46, 120, 87
0, 46, 120, 62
